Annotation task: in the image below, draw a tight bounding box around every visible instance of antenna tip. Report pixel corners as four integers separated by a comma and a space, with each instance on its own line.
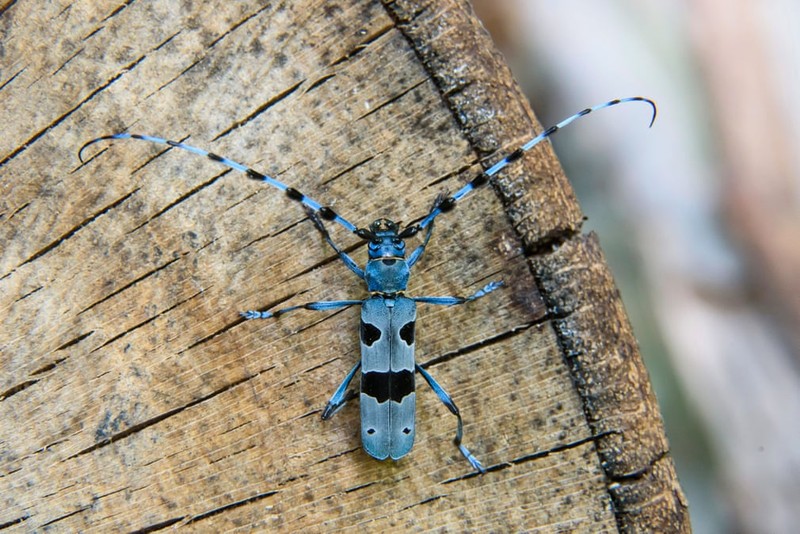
641, 97, 658, 127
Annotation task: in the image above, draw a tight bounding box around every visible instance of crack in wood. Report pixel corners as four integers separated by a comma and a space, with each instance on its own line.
0, 67, 25, 92
207, 4, 274, 50
421, 160, 475, 192
608, 448, 670, 483
520, 227, 583, 258
212, 80, 305, 142
315, 446, 360, 465
284, 241, 365, 282
125, 171, 228, 235
152, 57, 206, 95
221, 186, 261, 216
302, 356, 343, 375
117, 134, 191, 178
304, 73, 337, 93
81, 25, 105, 42
178, 299, 294, 355
30, 356, 68, 376
319, 154, 376, 187
0, 0, 19, 19
0, 379, 39, 401
17, 189, 139, 270
66, 371, 258, 461
398, 493, 445, 512
145, 17, 232, 98
50, 48, 83, 77
153, 30, 182, 52
13, 285, 42, 302
39, 505, 91, 528
330, 23, 395, 67
30, 438, 69, 456
90, 288, 202, 354
208, 442, 257, 464
0, 55, 146, 169
100, 0, 135, 24
420, 319, 537, 369
303, 24, 396, 93
2, 200, 30, 224
183, 490, 279, 525
291, 304, 359, 336
355, 77, 427, 122
129, 516, 185, 534
441, 79, 474, 99
344, 481, 375, 494
0, 513, 29, 529
442, 429, 621, 484
78, 255, 184, 315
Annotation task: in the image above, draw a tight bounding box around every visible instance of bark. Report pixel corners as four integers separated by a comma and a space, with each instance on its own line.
0, 0, 688, 531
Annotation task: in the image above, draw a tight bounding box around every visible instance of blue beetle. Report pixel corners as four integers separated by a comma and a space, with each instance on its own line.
80, 97, 656, 472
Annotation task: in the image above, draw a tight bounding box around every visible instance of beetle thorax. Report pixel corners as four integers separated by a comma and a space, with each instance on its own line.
364, 219, 410, 293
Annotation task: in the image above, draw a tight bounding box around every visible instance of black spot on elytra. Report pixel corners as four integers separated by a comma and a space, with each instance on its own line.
362, 370, 414, 403
360, 321, 381, 346
399, 321, 415, 345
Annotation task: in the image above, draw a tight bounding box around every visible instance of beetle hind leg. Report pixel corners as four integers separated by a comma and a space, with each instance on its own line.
416, 364, 485, 474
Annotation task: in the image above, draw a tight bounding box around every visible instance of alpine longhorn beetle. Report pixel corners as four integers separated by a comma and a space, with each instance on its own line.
80, 96, 656, 473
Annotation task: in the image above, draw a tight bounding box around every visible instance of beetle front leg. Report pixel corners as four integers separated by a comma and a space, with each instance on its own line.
306, 208, 365, 279
411, 280, 503, 307
241, 299, 364, 319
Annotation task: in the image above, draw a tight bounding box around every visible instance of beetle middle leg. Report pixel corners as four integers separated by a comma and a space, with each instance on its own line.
321, 361, 361, 420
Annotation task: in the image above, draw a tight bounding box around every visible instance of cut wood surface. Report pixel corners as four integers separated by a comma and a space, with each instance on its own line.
0, 0, 689, 531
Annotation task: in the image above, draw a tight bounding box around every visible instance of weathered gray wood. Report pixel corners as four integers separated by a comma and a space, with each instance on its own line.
0, 0, 688, 531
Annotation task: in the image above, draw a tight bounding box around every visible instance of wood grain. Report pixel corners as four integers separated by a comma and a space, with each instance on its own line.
0, 0, 688, 531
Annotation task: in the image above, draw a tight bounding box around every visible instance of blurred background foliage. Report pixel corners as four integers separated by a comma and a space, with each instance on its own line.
473, 1, 800, 533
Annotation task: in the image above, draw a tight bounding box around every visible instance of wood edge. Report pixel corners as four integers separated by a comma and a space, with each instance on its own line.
384, 0, 691, 531
531, 234, 690, 532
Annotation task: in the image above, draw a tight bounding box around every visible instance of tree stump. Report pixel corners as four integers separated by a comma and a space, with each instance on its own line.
0, 0, 689, 531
